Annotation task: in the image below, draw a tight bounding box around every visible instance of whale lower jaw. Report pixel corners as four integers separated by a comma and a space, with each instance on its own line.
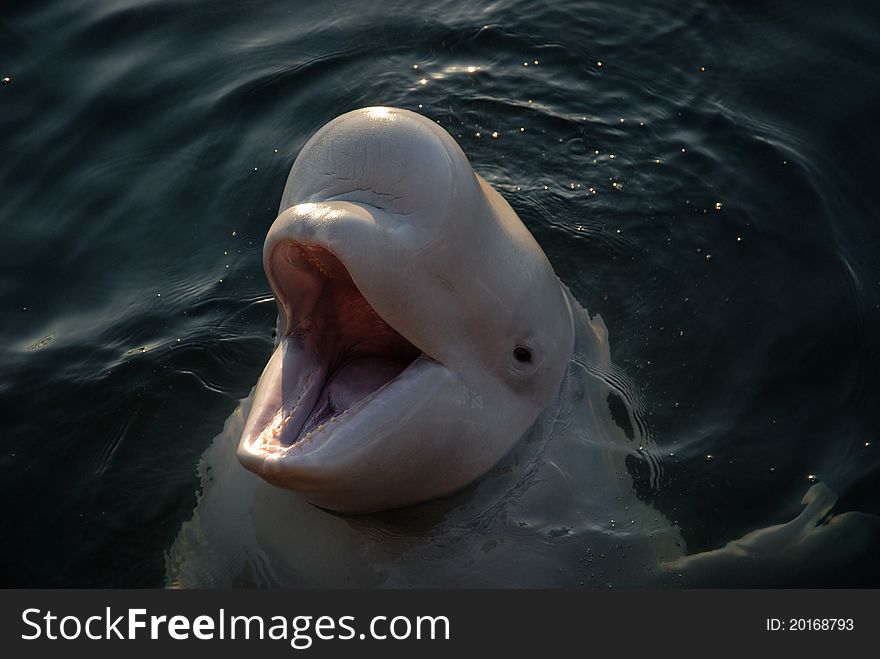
237, 351, 439, 478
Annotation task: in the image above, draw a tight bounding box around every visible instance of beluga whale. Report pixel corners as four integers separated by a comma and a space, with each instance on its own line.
237, 106, 574, 513
167, 107, 879, 588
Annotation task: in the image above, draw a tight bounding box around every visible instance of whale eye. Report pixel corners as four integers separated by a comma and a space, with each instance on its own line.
513, 346, 532, 363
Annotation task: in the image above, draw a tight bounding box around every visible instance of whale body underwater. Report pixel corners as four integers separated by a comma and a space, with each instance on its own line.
168, 107, 879, 587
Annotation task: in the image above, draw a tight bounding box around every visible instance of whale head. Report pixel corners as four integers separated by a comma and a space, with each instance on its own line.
237, 107, 574, 512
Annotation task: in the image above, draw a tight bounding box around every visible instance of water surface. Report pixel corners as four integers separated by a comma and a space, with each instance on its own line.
1, 0, 879, 586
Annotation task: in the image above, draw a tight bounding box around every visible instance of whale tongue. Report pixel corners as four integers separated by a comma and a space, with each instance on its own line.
244, 342, 403, 450
279, 351, 408, 445
327, 357, 408, 412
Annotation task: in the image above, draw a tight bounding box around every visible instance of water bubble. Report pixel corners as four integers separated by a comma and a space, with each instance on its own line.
491, 131, 498, 139
1, 76, 10, 85
705, 454, 715, 462
714, 202, 723, 211
807, 474, 818, 483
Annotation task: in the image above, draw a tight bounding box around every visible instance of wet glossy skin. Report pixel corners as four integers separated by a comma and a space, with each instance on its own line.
237, 107, 574, 512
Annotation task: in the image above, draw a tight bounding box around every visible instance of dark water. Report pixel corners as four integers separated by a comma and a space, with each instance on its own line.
2, 0, 879, 587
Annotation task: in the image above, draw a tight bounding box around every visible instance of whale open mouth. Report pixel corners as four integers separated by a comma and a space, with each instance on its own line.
240, 241, 423, 457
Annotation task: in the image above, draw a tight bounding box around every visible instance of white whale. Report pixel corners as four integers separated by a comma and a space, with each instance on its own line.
167, 108, 879, 587
236, 106, 574, 513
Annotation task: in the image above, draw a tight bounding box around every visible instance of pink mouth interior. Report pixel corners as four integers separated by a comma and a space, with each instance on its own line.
265, 242, 421, 446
